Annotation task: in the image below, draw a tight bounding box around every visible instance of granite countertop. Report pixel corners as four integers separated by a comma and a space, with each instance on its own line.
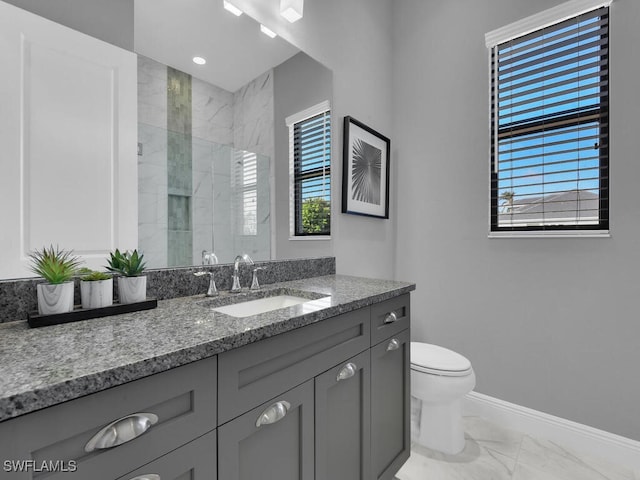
0, 274, 415, 422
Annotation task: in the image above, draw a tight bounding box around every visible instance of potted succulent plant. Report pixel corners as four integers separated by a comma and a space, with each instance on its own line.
79, 268, 113, 309
28, 245, 81, 315
106, 249, 147, 304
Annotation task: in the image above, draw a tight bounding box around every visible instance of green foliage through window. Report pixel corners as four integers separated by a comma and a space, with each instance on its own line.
301, 197, 330, 234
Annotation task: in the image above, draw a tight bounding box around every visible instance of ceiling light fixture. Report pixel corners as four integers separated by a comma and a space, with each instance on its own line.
223, 0, 243, 16
280, 0, 303, 23
260, 24, 277, 38
192, 56, 207, 65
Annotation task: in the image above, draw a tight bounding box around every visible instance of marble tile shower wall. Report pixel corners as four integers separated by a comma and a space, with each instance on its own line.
0, 257, 336, 323
233, 70, 274, 160
138, 55, 169, 269
167, 67, 193, 266
137, 55, 274, 268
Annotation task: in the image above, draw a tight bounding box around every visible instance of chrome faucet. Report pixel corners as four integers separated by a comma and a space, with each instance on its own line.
194, 251, 219, 296
250, 267, 265, 290
231, 253, 254, 293
202, 250, 217, 265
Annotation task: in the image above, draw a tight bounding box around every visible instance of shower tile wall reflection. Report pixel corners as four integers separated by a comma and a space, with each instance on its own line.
138, 55, 272, 268
138, 123, 270, 268
138, 55, 168, 269
167, 67, 193, 267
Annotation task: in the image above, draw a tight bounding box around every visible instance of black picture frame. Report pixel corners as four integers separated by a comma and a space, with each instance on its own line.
342, 116, 391, 219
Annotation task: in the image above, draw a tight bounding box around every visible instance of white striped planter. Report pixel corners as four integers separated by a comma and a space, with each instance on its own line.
36, 281, 74, 315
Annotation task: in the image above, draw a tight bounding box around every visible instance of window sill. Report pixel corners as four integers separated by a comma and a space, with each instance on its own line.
488, 230, 610, 239
289, 235, 331, 241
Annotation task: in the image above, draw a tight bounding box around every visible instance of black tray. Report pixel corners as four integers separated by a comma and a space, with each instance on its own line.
27, 299, 158, 328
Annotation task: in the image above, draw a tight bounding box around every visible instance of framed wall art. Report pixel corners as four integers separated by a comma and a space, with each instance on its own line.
342, 116, 390, 219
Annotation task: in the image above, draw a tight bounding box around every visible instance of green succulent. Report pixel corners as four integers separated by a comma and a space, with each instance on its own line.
78, 268, 112, 282
106, 249, 146, 277
28, 245, 82, 284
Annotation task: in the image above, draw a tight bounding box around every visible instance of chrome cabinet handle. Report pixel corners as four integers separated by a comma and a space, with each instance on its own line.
336, 362, 357, 381
128, 475, 160, 480
256, 401, 291, 427
384, 311, 398, 324
85, 413, 158, 452
387, 338, 400, 351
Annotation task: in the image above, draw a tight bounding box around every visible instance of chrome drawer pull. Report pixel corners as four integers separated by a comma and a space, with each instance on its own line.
336, 362, 357, 381
128, 475, 160, 480
84, 413, 158, 452
384, 311, 398, 324
387, 338, 400, 351
256, 401, 291, 427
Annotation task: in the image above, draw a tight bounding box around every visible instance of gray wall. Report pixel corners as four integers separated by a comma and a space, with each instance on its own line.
273, 52, 333, 260
393, 0, 640, 441
2, 0, 134, 50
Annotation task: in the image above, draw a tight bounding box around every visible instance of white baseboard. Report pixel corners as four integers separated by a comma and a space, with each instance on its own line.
463, 391, 640, 471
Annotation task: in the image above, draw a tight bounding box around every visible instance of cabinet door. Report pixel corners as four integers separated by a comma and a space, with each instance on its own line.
371, 329, 411, 480
117, 430, 216, 480
315, 350, 371, 480
218, 380, 314, 480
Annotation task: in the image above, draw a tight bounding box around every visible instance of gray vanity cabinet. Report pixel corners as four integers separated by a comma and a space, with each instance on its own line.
0, 291, 412, 480
217, 294, 411, 480
0, 356, 217, 480
217, 381, 315, 480
371, 328, 411, 480
315, 349, 371, 480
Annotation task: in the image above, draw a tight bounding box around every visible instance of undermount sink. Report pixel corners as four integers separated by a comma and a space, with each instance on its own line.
212, 295, 315, 318
197, 288, 331, 318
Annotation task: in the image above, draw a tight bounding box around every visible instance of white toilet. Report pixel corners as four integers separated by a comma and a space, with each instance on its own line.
410, 342, 476, 455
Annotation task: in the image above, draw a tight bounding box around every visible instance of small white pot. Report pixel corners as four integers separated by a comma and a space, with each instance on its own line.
118, 276, 147, 304
37, 281, 75, 315
80, 278, 113, 309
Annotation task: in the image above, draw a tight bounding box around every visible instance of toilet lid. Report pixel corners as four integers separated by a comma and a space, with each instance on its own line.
410, 342, 472, 376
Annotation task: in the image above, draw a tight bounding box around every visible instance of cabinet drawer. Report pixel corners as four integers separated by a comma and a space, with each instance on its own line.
117, 430, 216, 480
218, 307, 370, 424
0, 356, 217, 480
371, 294, 411, 345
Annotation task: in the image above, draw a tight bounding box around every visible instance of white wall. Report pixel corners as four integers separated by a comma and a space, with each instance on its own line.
233, 0, 397, 279
393, 0, 640, 441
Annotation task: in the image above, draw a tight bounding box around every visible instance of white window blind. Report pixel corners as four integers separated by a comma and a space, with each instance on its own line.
490, 5, 609, 231
233, 149, 257, 236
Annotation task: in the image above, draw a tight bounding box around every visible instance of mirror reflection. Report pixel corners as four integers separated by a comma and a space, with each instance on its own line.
0, 0, 332, 279
135, 0, 332, 268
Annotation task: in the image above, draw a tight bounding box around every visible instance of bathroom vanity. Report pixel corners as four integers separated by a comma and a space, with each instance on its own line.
0, 275, 414, 480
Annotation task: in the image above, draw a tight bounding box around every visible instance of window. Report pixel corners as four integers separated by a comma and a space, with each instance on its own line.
287, 102, 331, 236
233, 149, 257, 236
487, 1, 610, 233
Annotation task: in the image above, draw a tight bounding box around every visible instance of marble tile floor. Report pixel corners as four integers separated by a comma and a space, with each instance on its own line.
395, 416, 640, 480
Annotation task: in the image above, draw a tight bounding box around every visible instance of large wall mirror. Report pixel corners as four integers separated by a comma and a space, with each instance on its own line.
135, 0, 333, 268
0, 0, 333, 278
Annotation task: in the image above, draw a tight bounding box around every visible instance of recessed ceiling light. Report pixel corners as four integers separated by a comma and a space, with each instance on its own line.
260, 24, 277, 38
223, 0, 243, 16
280, 0, 303, 23
193, 56, 207, 65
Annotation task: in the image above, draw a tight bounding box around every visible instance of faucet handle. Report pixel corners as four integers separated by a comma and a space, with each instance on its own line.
250, 267, 265, 290
202, 250, 218, 265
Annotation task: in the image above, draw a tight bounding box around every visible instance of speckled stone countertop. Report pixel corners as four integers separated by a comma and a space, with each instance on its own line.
0, 274, 415, 422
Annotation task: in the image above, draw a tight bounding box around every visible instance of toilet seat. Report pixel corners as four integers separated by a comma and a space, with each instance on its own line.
411, 342, 472, 377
